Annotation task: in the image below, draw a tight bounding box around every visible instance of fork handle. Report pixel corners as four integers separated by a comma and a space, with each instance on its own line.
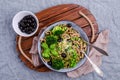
82, 51, 103, 77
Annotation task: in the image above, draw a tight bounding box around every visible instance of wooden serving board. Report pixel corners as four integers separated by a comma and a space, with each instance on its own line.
16, 4, 99, 72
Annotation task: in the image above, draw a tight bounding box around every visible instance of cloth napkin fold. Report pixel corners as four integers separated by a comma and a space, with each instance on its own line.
29, 28, 109, 78
29, 27, 46, 67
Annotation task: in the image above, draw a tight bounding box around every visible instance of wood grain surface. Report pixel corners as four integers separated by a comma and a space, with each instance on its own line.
16, 4, 99, 72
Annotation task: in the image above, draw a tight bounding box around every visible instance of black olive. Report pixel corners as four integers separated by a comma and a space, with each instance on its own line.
67, 39, 71, 42
30, 18, 34, 22
19, 26, 23, 30
28, 20, 32, 23
26, 23, 30, 27
67, 23, 72, 27
22, 19, 27, 23
61, 53, 67, 58
29, 26, 32, 29
26, 31, 32, 34
67, 64, 69, 67
28, 15, 33, 18
22, 29, 25, 33
18, 15, 37, 34
20, 21, 26, 27
47, 61, 52, 66
31, 23, 34, 26
58, 38, 63, 42
31, 29, 35, 32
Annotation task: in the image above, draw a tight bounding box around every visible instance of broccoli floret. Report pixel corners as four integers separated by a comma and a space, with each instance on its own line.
42, 52, 50, 58
58, 46, 62, 51
50, 44, 56, 50
70, 59, 77, 67
52, 25, 66, 36
41, 42, 49, 49
54, 30, 64, 36
67, 48, 77, 67
51, 50, 58, 56
46, 35, 57, 46
72, 51, 77, 59
50, 44, 58, 56
68, 48, 77, 58
52, 59, 64, 70
41, 42, 50, 58
42, 49, 50, 58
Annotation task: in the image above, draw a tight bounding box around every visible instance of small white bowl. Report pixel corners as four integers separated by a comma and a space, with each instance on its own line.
12, 11, 39, 37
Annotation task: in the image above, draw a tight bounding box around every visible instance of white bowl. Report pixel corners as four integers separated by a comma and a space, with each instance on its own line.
12, 11, 39, 37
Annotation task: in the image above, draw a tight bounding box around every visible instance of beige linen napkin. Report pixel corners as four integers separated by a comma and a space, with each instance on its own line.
29, 29, 109, 77
67, 29, 109, 78
29, 27, 46, 67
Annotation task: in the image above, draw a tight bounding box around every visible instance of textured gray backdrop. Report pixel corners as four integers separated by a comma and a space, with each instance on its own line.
0, 0, 120, 80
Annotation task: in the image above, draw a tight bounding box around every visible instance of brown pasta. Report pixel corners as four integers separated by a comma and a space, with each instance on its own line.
41, 24, 87, 69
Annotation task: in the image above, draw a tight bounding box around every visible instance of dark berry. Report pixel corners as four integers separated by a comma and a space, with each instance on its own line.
22, 29, 25, 33
67, 64, 69, 67
20, 21, 26, 27
61, 53, 67, 58
67, 39, 71, 42
26, 23, 30, 26
28, 20, 32, 23
67, 23, 72, 27
18, 15, 37, 34
19, 26, 23, 30
72, 43, 75, 45
31, 18, 35, 22
47, 61, 52, 66
57, 38, 63, 42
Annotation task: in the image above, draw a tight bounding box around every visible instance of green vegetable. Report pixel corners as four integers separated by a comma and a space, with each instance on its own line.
67, 47, 74, 53
51, 50, 58, 56
50, 44, 58, 56
52, 59, 64, 70
67, 48, 77, 67
70, 59, 77, 67
44, 49, 50, 53
75, 37, 79, 40
58, 46, 62, 51
50, 44, 56, 50
46, 35, 57, 46
41, 42, 50, 58
71, 37, 79, 41
52, 25, 66, 36
42, 49, 50, 58
41, 42, 49, 49
70, 50, 77, 67
42, 52, 50, 58
54, 30, 64, 36
72, 51, 77, 59
71, 37, 75, 41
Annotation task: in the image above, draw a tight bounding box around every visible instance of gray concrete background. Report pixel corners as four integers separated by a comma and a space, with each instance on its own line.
0, 0, 120, 80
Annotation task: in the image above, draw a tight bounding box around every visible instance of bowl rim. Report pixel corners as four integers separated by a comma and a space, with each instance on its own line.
12, 11, 39, 37
38, 20, 89, 72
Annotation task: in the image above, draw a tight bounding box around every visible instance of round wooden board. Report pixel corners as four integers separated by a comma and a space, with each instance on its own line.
16, 4, 99, 72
